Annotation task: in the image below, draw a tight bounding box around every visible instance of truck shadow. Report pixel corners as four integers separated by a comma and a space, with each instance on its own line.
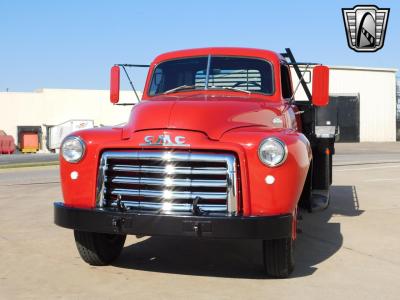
113, 185, 363, 279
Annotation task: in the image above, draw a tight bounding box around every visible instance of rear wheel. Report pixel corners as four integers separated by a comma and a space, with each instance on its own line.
263, 237, 295, 278
74, 230, 126, 266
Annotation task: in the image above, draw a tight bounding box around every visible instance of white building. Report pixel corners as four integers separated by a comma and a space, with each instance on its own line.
397, 80, 400, 141
292, 66, 398, 142
0, 88, 139, 152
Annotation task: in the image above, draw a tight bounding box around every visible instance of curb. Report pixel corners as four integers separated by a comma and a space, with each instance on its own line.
0, 161, 59, 170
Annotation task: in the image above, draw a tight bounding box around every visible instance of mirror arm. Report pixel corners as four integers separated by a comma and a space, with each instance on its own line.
289, 63, 311, 106
283, 48, 313, 102
120, 65, 141, 103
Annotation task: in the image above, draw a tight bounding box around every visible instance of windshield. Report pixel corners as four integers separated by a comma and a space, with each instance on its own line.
148, 56, 274, 96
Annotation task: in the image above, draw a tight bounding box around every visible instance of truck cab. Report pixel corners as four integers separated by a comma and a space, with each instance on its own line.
54, 47, 331, 278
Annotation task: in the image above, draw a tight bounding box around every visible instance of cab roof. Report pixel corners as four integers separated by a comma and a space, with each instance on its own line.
152, 47, 282, 65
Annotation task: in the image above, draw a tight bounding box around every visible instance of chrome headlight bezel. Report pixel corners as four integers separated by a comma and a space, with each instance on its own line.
61, 136, 86, 163
258, 137, 288, 167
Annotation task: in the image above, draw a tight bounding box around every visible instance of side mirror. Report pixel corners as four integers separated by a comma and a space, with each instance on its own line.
312, 65, 329, 106
110, 65, 120, 104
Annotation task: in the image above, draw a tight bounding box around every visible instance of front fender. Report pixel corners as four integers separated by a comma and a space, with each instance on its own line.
60, 127, 123, 208
221, 127, 311, 216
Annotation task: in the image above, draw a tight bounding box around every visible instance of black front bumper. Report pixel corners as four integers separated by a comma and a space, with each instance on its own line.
54, 202, 292, 240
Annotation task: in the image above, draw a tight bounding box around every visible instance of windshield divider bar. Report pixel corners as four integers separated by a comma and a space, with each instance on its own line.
204, 54, 211, 90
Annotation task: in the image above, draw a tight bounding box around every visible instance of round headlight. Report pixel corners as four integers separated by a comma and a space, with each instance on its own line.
258, 137, 287, 167
61, 136, 85, 163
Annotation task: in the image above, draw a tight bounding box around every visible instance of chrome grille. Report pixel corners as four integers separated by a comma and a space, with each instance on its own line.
96, 151, 238, 214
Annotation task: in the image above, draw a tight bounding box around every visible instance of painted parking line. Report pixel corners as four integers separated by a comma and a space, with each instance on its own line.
364, 177, 400, 183
333, 160, 400, 166
335, 164, 400, 172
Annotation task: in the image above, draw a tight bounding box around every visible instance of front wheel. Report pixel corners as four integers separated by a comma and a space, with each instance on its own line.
74, 230, 126, 266
263, 238, 295, 278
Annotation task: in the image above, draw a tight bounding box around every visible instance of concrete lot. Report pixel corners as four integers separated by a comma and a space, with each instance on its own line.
0, 153, 58, 166
0, 143, 399, 299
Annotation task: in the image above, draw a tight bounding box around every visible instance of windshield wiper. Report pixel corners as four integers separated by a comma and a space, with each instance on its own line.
219, 86, 251, 94
163, 85, 196, 94
163, 85, 251, 95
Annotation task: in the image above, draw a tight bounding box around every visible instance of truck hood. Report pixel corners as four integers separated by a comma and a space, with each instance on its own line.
125, 94, 283, 140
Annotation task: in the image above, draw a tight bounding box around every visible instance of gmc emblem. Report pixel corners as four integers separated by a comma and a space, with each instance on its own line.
140, 134, 189, 147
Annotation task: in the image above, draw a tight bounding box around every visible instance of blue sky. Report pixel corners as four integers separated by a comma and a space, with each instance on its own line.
0, 0, 398, 92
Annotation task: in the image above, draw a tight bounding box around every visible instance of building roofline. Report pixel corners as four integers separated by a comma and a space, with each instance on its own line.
327, 65, 398, 73
0, 88, 140, 94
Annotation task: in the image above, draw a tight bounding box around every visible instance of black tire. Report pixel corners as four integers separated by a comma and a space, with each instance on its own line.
263, 238, 295, 278
74, 230, 126, 266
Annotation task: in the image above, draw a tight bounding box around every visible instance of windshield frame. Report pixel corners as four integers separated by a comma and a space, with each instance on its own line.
147, 55, 275, 97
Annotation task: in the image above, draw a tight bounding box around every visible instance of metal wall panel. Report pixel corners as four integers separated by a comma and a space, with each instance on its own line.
292, 66, 397, 142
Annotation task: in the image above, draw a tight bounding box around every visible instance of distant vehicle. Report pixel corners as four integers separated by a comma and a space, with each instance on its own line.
48, 120, 94, 152
0, 130, 15, 154
54, 47, 335, 278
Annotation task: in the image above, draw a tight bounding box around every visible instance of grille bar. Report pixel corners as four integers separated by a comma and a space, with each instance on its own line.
96, 151, 238, 215
108, 188, 228, 200
107, 176, 228, 187
110, 164, 228, 175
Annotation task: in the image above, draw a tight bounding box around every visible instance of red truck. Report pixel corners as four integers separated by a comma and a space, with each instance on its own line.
54, 47, 334, 278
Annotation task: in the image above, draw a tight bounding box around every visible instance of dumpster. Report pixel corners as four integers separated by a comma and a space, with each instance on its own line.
17, 126, 42, 153
21, 132, 39, 153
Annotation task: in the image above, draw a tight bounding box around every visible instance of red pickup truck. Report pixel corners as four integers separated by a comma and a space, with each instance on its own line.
54, 47, 334, 278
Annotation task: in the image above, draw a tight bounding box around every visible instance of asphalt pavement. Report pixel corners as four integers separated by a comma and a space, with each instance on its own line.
0, 143, 399, 299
